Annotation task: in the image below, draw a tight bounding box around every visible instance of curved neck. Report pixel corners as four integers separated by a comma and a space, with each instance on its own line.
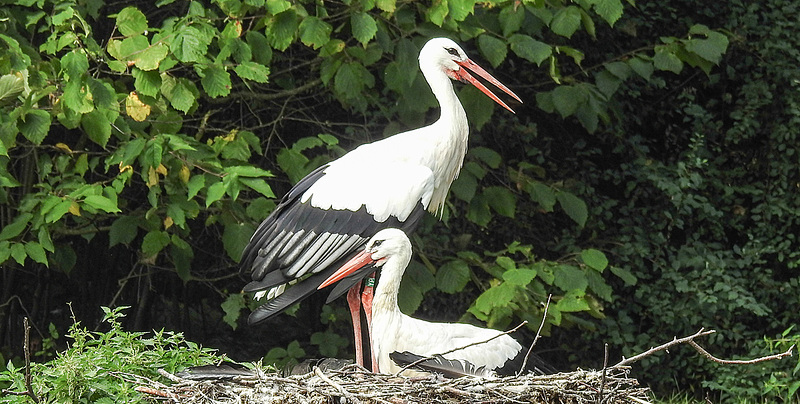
420, 64, 468, 133
373, 250, 412, 312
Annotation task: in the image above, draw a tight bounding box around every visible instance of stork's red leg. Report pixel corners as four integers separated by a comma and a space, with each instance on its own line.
361, 272, 378, 372
346, 282, 364, 367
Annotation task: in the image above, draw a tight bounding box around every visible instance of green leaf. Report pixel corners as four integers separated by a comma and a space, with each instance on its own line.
81, 109, 111, 147
685, 30, 729, 64
132, 68, 161, 97
653, 46, 683, 74
0, 213, 32, 241
595, 69, 622, 99
555, 290, 590, 312
83, 194, 121, 213
450, 173, 477, 202
484, 186, 516, 218
187, 174, 205, 199
556, 190, 587, 227
471, 146, 502, 169
266, 10, 298, 51
222, 221, 255, 262
509, 34, 552, 66
628, 56, 654, 81
593, 0, 623, 27
503, 268, 537, 286
427, 0, 449, 26
550, 6, 581, 38
141, 230, 170, 258
134, 43, 168, 71
206, 181, 226, 207
334, 62, 364, 100
477, 34, 507, 68
376, 0, 396, 12
221, 293, 244, 330
198, 64, 231, 98
0, 74, 24, 103
398, 279, 424, 314
61, 50, 89, 79
52, 244, 77, 274
240, 178, 276, 198
448, 0, 475, 21
109, 216, 139, 247
62, 79, 94, 113
467, 195, 491, 227
526, 181, 556, 212
435, 259, 470, 294
586, 270, 613, 301
351, 12, 377, 47
18, 109, 51, 145
170, 26, 208, 63
581, 248, 608, 271
266, 0, 291, 14
458, 84, 494, 130
474, 282, 516, 314
551, 85, 582, 118
24, 242, 48, 266
161, 75, 196, 113
37, 227, 54, 252
10, 242, 26, 265
45, 200, 72, 223
234, 62, 270, 83
299, 16, 332, 50
610, 266, 637, 285
116, 7, 148, 36
499, 6, 525, 37
553, 265, 588, 292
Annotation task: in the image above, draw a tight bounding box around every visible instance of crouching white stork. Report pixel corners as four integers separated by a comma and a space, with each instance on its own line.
319, 228, 526, 376
239, 37, 521, 369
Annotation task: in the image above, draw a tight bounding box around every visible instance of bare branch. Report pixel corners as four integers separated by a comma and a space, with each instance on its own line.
688, 341, 794, 365
518, 294, 552, 376
614, 328, 716, 367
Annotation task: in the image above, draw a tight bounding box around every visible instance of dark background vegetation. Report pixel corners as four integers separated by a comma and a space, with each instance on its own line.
1, 0, 798, 401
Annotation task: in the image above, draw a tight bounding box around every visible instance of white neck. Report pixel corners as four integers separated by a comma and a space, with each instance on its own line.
417, 60, 469, 215
372, 249, 412, 315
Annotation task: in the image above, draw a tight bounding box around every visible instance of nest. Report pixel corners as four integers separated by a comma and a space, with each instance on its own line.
142, 365, 652, 404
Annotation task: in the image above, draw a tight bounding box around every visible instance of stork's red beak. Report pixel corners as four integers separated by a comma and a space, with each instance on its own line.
318, 250, 375, 289
455, 59, 522, 113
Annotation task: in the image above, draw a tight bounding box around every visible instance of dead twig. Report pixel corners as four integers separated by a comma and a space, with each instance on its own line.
518, 294, 552, 376
24, 317, 40, 403
688, 341, 794, 364
614, 328, 715, 367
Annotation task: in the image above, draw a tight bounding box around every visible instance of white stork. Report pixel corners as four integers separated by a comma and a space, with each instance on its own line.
318, 228, 522, 376
239, 37, 521, 369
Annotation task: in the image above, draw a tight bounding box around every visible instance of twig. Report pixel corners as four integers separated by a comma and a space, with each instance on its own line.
518, 294, 552, 376
599, 342, 609, 403
24, 317, 40, 403
614, 328, 715, 367
396, 321, 529, 376
688, 341, 794, 364
314, 366, 353, 399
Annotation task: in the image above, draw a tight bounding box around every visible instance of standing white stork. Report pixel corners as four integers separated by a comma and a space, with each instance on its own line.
239, 37, 521, 369
319, 228, 522, 376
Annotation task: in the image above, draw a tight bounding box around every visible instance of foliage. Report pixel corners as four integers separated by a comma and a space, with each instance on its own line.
0, 306, 224, 403
5, 0, 793, 402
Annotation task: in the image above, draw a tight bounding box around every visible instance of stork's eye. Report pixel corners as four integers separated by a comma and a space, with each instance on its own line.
372, 239, 384, 248
445, 47, 459, 57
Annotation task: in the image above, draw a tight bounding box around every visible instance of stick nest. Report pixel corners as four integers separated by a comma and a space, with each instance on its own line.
144, 365, 652, 404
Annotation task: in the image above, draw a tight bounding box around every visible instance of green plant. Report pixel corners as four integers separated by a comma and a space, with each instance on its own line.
0, 306, 224, 403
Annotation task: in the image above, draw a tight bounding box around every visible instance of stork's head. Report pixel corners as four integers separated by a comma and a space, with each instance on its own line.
318, 229, 412, 289
360, 228, 411, 268
419, 37, 522, 113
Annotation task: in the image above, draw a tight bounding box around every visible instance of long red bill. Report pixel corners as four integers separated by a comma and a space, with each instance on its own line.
318, 250, 375, 289
455, 59, 522, 113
